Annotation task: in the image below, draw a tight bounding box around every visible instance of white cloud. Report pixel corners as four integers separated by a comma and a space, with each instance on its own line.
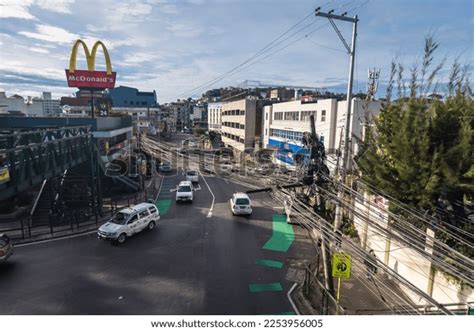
0, 0, 75, 19
121, 52, 162, 65
0, 0, 35, 19
18, 24, 79, 44
166, 23, 203, 38
29, 46, 50, 54
35, 0, 75, 14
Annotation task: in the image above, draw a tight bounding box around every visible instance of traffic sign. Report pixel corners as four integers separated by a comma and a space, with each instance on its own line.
332, 252, 352, 279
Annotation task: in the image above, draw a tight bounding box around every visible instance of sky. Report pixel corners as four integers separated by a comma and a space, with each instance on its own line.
0, 0, 472, 102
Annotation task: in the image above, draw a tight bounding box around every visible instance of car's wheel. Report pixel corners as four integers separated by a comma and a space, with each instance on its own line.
148, 221, 155, 230
117, 233, 127, 244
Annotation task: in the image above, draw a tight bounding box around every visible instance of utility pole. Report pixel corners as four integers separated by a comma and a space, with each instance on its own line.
315, 9, 358, 232
308, 115, 335, 298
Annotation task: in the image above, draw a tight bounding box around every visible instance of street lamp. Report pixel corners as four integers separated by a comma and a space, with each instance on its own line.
61, 104, 71, 125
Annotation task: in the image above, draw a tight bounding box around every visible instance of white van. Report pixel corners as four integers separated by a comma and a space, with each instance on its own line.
98, 202, 160, 244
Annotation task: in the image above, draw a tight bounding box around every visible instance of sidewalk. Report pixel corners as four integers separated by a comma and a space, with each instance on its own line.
2, 176, 163, 245
289, 230, 415, 315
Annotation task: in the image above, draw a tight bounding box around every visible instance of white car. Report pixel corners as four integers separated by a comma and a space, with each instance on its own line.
185, 169, 199, 183
219, 161, 233, 174
98, 203, 160, 244
230, 192, 252, 216
176, 181, 194, 203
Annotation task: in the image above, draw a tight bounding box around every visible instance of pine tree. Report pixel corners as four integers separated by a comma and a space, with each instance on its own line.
355, 37, 473, 256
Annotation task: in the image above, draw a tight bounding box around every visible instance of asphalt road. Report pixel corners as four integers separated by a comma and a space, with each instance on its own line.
0, 135, 316, 314
0, 172, 314, 314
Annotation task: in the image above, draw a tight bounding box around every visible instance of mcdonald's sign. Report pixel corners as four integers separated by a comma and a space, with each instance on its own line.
65, 39, 116, 89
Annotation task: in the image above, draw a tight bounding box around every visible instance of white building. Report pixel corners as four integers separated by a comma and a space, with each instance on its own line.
221, 98, 266, 154
208, 102, 222, 132
111, 107, 160, 134
0, 91, 60, 117
334, 99, 381, 157
262, 97, 381, 169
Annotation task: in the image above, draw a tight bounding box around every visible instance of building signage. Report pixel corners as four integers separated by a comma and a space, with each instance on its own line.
65, 39, 116, 89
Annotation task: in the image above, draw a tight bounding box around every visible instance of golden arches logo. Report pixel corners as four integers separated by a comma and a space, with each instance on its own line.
69, 39, 113, 74
65, 39, 116, 89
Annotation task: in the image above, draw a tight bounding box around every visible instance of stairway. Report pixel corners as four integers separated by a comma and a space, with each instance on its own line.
31, 180, 54, 226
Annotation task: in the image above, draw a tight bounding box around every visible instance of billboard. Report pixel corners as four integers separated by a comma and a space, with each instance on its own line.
65, 39, 116, 89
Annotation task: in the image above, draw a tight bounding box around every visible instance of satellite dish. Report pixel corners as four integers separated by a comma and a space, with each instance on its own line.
62, 105, 71, 113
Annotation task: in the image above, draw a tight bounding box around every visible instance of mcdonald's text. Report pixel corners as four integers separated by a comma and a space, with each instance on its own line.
66, 69, 116, 89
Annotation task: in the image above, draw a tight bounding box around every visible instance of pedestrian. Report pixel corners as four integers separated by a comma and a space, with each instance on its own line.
365, 249, 378, 280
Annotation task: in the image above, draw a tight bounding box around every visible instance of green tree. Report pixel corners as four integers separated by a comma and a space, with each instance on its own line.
356, 37, 473, 256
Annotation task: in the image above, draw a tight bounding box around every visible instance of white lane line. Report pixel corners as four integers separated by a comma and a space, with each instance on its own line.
199, 171, 215, 218
155, 174, 165, 200
15, 230, 98, 248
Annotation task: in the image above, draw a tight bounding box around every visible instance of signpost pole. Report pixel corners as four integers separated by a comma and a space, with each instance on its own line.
336, 277, 342, 315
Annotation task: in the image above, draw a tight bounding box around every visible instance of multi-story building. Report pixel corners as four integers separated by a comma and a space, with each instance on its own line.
263, 98, 337, 168
221, 97, 269, 154
105, 86, 159, 134
107, 86, 157, 108
0, 91, 60, 117
262, 97, 381, 169
334, 99, 382, 157
191, 103, 208, 130
208, 102, 222, 132
60, 94, 112, 118
40, 92, 61, 117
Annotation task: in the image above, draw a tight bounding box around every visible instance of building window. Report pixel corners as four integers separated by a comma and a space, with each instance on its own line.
321, 110, 326, 122
301, 110, 317, 121
265, 128, 268, 136
141, 102, 147, 105
274, 112, 283, 120
284, 111, 299, 121
240, 110, 245, 115
240, 124, 245, 129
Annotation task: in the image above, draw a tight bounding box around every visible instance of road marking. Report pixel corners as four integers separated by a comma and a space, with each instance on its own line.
15, 230, 97, 247
249, 283, 283, 293
199, 171, 215, 218
262, 214, 295, 252
155, 175, 165, 200
256, 258, 284, 268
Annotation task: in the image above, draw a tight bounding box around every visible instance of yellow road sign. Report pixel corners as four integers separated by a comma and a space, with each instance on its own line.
332, 252, 352, 279
0, 166, 10, 183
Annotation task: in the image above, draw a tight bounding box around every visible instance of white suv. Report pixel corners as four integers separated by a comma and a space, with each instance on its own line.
185, 169, 199, 183
230, 192, 252, 216
98, 203, 160, 244
176, 181, 194, 203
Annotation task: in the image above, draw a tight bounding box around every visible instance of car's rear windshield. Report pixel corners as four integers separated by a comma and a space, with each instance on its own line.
187, 171, 197, 176
235, 198, 250, 205
110, 212, 129, 225
178, 186, 192, 192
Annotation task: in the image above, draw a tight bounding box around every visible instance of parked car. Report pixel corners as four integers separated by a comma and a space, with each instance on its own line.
160, 162, 172, 172
185, 169, 199, 183
219, 161, 233, 174
229, 192, 252, 216
97, 203, 160, 244
0, 233, 13, 263
176, 181, 194, 203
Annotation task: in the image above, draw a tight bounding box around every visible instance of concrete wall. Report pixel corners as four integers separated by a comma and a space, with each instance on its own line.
353, 193, 474, 306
